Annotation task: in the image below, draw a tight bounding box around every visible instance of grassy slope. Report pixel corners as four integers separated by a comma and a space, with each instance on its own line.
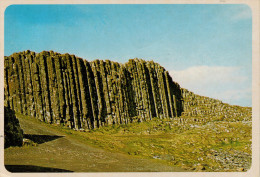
6, 113, 252, 172
4, 113, 188, 172
83, 117, 252, 171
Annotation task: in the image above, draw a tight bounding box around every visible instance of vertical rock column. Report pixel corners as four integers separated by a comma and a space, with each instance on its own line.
23, 53, 34, 117
111, 62, 121, 124
92, 60, 104, 127
76, 58, 92, 129
124, 65, 137, 120
12, 54, 23, 114
31, 54, 44, 121
116, 66, 126, 124
126, 60, 141, 121
137, 60, 153, 120
64, 54, 81, 129
146, 61, 159, 118
104, 60, 115, 125
47, 55, 61, 124
154, 63, 167, 118
164, 71, 174, 117
61, 56, 73, 128
144, 62, 156, 118
54, 55, 66, 124
5, 55, 18, 111
72, 55, 83, 128
84, 60, 98, 128
99, 60, 112, 125
19, 54, 28, 114
4, 57, 10, 108
27, 53, 37, 117
39, 53, 52, 123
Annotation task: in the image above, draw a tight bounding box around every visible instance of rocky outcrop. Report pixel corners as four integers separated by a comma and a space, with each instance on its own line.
4, 106, 23, 148
207, 149, 251, 171
4, 50, 183, 130
4, 50, 251, 130
181, 89, 252, 122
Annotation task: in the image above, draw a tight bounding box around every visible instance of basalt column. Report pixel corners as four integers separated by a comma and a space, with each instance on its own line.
4, 51, 184, 130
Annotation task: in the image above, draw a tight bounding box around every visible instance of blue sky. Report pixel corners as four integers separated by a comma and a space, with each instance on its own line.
4, 4, 252, 106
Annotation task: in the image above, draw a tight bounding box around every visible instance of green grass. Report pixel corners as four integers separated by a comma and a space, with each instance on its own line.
16, 113, 252, 172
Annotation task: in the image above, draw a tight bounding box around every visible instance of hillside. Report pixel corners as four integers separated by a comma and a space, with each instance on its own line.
4, 50, 252, 172
5, 111, 251, 172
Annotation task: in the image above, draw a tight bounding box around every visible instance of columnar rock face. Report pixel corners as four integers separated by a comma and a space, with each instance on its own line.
181, 89, 252, 121
4, 50, 251, 130
4, 50, 183, 130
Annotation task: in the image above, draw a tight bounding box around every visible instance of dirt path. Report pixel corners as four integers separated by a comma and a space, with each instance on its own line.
5, 117, 187, 172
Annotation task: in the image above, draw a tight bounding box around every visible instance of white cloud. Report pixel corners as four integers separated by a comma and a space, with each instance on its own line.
169, 66, 251, 106
231, 5, 252, 21
216, 88, 251, 105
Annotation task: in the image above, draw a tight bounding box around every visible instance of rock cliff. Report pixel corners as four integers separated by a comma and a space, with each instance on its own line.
4, 50, 251, 130
4, 50, 183, 130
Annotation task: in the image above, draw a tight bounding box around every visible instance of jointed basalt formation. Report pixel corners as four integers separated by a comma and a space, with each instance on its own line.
4, 50, 251, 130
4, 50, 183, 130
181, 89, 251, 122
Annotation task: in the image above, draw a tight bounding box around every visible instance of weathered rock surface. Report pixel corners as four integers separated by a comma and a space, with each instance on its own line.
4, 51, 183, 130
207, 149, 251, 171
181, 89, 252, 122
4, 106, 23, 148
4, 50, 252, 130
